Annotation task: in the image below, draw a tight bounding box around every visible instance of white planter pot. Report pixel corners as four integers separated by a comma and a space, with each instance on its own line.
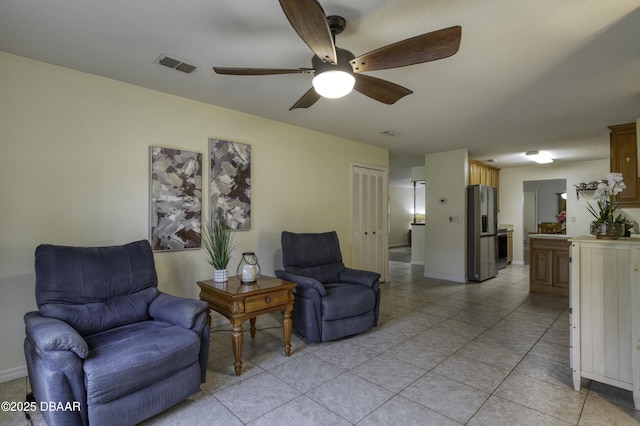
213, 269, 228, 283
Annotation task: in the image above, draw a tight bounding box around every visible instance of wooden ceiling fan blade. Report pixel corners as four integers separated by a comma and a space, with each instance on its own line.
353, 74, 413, 105
351, 26, 461, 73
279, 0, 337, 65
289, 87, 321, 110
213, 67, 313, 75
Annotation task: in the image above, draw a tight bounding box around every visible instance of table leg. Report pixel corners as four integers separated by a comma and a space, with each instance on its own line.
282, 308, 292, 356
205, 308, 211, 327
250, 317, 257, 338
231, 320, 244, 376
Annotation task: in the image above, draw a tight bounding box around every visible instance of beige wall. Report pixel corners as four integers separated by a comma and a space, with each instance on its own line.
424, 149, 468, 283
0, 52, 388, 379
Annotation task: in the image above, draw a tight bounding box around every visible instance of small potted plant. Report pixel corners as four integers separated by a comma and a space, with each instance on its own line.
202, 217, 235, 282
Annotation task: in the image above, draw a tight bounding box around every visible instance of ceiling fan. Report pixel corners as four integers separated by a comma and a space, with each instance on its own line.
213, 0, 462, 110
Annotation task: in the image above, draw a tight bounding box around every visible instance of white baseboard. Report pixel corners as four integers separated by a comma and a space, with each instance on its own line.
512, 260, 525, 265
0, 365, 28, 383
423, 272, 466, 283
389, 243, 410, 248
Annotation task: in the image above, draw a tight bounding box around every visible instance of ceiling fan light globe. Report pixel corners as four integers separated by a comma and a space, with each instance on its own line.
312, 70, 355, 98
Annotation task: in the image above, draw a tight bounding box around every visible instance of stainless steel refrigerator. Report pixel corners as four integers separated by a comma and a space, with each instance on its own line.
467, 184, 498, 281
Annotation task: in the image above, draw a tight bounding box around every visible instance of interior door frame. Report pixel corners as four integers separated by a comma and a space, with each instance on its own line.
523, 190, 538, 244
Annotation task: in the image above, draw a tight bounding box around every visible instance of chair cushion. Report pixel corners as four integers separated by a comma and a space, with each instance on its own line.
321, 283, 376, 321
281, 231, 343, 268
40, 287, 157, 336
83, 321, 200, 404
35, 240, 158, 306
293, 263, 344, 285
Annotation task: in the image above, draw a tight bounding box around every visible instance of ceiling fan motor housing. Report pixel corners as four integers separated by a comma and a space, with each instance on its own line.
312, 48, 355, 75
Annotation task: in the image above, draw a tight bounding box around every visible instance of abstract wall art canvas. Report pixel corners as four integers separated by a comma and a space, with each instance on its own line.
209, 139, 251, 230
150, 146, 202, 250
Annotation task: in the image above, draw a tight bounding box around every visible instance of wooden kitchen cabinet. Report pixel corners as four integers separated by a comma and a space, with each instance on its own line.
468, 160, 499, 187
529, 235, 570, 296
610, 122, 639, 207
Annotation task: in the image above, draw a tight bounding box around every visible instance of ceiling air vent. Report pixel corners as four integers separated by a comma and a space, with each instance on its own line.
158, 55, 196, 74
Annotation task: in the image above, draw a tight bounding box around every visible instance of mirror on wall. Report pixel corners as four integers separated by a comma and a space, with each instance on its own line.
522, 179, 567, 264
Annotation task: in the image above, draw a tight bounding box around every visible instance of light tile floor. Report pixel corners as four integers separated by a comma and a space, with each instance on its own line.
3, 261, 639, 425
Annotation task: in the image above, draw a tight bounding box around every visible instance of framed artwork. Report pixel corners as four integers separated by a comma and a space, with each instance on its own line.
209, 138, 251, 230
149, 146, 202, 250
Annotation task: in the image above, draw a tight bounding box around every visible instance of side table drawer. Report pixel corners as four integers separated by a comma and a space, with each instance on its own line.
245, 290, 290, 312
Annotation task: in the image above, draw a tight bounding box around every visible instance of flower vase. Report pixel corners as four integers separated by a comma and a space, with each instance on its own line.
213, 268, 228, 283
590, 222, 624, 240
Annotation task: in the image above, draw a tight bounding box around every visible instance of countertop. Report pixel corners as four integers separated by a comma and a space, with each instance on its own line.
528, 233, 570, 239
569, 235, 640, 243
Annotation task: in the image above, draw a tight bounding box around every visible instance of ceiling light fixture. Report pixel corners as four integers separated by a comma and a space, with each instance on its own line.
312, 70, 355, 98
525, 151, 553, 164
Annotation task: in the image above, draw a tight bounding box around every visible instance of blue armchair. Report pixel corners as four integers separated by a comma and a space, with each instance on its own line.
275, 231, 380, 342
24, 240, 210, 426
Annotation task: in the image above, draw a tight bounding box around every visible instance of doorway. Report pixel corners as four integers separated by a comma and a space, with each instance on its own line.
522, 179, 567, 264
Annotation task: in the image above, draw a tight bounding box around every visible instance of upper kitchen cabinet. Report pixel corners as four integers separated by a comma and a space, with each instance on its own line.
469, 160, 500, 209
610, 122, 639, 207
468, 160, 500, 188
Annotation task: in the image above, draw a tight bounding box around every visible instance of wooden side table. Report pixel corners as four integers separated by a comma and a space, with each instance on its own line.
197, 275, 296, 376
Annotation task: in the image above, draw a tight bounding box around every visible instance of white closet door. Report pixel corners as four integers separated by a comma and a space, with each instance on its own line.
351, 165, 388, 281
351, 166, 367, 269
368, 168, 386, 276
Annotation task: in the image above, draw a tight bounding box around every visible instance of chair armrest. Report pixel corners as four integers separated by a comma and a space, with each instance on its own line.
276, 270, 326, 296
24, 311, 88, 359
339, 267, 381, 288
149, 293, 209, 329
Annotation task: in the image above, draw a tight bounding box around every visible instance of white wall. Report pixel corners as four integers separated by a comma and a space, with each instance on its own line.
0, 52, 388, 380
424, 149, 468, 283
499, 159, 611, 263
388, 185, 412, 246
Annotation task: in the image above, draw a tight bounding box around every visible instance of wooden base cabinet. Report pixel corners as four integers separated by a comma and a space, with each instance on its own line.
570, 237, 640, 410
529, 236, 570, 296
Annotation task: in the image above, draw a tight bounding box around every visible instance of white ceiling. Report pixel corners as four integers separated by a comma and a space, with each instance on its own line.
1, 0, 638, 184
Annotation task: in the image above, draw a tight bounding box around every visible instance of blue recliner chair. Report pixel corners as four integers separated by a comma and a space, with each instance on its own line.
275, 231, 380, 342
23, 240, 210, 426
